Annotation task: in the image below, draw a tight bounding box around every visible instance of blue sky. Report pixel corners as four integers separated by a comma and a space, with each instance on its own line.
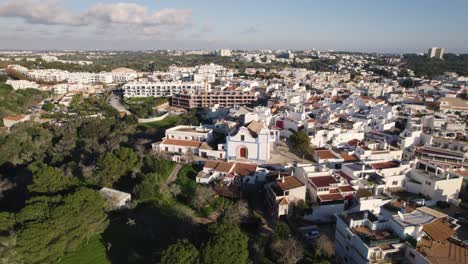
0, 0, 467, 52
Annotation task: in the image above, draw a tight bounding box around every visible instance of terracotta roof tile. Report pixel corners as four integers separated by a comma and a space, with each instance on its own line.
309, 176, 339, 188
318, 193, 345, 202
277, 176, 304, 191
162, 139, 202, 148
315, 149, 338, 160
233, 163, 257, 176
338, 185, 356, 192
370, 161, 400, 170
423, 220, 455, 242
340, 153, 359, 162
3, 115, 26, 121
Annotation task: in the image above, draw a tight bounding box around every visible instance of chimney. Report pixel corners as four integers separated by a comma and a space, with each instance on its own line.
363, 211, 368, 220
401, 201, 406, 214
362, 164, 366, 171
282, 176, 285, 183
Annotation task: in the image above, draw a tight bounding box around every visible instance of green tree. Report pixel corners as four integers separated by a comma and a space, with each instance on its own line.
288, 130, 313, 158
272, 221, 291, 241
0, 123, 53, 165
27, 163, 77, 194
160, 239, 200, 264
15, 188, 108, 264
41, 102, 55, 112
94, 147, 139, 187
201, 222, 249, 264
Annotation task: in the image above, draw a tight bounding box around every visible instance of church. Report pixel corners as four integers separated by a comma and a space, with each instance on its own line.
225, 121, 280, 163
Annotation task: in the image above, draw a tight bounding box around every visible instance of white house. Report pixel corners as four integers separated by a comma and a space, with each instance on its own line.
2, 115, 30, 129
265, 175, 306, 218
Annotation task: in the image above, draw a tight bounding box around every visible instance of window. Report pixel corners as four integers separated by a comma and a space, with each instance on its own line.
178, 148, 182, 153
392, 181, 398, 185
241, 135, 245, 141
165, 147, 168, 152
284, 191, 290, 196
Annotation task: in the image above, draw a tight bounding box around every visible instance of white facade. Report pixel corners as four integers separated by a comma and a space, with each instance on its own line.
225, 125, 279, 162
6, 80, 39, 90
123, 81, 209, 98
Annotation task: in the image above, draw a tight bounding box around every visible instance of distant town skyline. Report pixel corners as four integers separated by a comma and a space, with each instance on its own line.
0, 0, 467, 53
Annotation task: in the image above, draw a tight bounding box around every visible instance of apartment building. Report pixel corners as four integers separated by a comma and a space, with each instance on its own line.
171, 90, 257, 109
427, 47, 444, 59
123, 81, 208, 98
5, 80, 39, 90
405, 161, 463, 203
335, 210, 406, 264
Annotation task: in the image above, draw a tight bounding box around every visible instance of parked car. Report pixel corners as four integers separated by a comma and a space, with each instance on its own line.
304, 230, 320, 240
457, 217, 468, 224
411, 198, 425, 206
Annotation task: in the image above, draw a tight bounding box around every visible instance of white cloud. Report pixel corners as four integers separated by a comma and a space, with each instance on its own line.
0, 0, 83, 26
0, 0, 192, 37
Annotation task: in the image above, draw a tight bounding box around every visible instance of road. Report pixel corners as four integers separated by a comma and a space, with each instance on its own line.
108, 93, 131, 115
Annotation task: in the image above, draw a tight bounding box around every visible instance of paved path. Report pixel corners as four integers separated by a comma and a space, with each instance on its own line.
165, 163, 182, 185
108, 94, 131, 115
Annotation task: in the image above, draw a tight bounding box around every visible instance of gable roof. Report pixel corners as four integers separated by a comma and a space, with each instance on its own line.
233, 163, 257, 176
277, 176, 304, 191
246, 120, 265, 136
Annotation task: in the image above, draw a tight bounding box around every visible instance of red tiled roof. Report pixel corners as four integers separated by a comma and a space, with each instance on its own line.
347, 139, 361, 146
215, 162, 235, 173
161, 139, 202, 148
340, 153, 359, 162
318, 193, 345, 202
315, 149, 338, 160
277, 176, 304, 191
338, 185, 356, 192
335, 171, 354, 183
204, 160, 218, 169
3, 115, 25, 121
370, 161, 400, 170
309, 176, 339, 188
233, 163, 257, 176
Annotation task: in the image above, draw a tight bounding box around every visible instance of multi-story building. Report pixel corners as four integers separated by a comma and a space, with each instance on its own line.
265, 175, 306, 218
5, 80, 39, 90
427, 47, 444, 59
154, 125, 225, 160
335, 210, 406, 264
171, 90, 257, 109
405, 161, 463, 203
123, 81, 208, 98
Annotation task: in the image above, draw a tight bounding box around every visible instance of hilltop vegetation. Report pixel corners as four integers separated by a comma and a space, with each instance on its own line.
403, 53, 468, 78
0, 84, 49, 124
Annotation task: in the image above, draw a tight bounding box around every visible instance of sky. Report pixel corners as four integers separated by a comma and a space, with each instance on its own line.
0, 0, 467, 53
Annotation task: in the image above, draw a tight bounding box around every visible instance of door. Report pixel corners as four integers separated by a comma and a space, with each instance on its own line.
240, 147, 247, 158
